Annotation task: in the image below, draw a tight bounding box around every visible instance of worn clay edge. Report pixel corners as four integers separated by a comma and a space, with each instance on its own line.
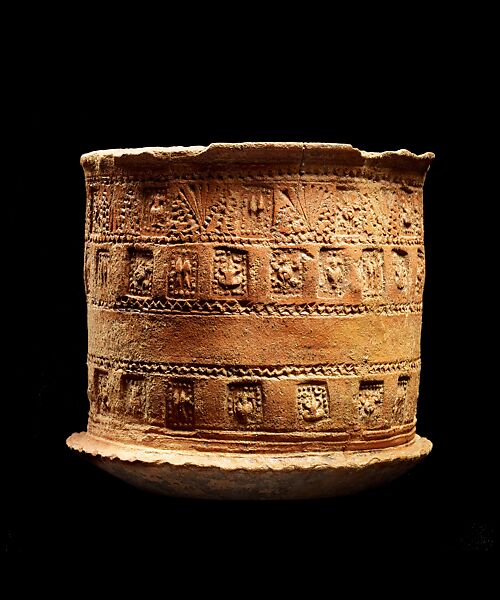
67, 432, 432, 471
80, 143, 435, 177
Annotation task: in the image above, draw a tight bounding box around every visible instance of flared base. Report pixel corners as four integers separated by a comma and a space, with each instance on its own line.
67, 432, 432, 500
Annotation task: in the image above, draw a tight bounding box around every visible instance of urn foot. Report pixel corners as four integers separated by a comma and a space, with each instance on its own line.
67, 432, 432, 500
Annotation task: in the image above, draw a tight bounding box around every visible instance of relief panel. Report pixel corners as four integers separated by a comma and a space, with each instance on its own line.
415, 248, 425, 297
360, 249, 384, 299
270, 249, 308, 295
318, 249, 348, 297
297, 382, 330, 422
356, 380, 385, 428
168, 250, 198, 298
93, 369, 110, 414
166, 380, 195, 429
392, 375, 410, 425
228, 382, 263, 427
129, 249, 154, 296
392, 249, 410, 294
213, 248, 248, 296
121, 374, 147, 419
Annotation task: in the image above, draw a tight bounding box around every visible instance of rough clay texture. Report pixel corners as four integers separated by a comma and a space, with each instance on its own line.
67, 142, 434, 499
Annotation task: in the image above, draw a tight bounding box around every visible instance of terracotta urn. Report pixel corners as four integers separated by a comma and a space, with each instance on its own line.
67, 143, 434, 500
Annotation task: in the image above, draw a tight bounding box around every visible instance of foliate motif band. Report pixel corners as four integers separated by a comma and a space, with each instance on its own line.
85, 178, 424, 246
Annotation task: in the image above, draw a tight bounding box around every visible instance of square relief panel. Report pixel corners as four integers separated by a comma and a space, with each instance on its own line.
93, 369, 110, 413
318, 249, 348, 297
213, 248, 248, 296
297, 382, 330, 422
166, 380, 195, 429
121, 374, 147, 419
129, 249, 154, 296
392, 249, 410, 294
270, 249, 308, 295
356, 380, 384, 428
228, 382, 263, 427
360, 249, 384, 299
392, 375, 410, 425
168, 250, 199, 298
416, 248, 425, 296
95, 249, 110, 290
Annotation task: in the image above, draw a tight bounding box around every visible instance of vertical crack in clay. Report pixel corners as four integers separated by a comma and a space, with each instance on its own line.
295, 142, 309, 227
299, 142, 306, 177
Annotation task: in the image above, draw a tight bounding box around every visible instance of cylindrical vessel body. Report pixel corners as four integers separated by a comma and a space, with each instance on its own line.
69, 143, 433, 498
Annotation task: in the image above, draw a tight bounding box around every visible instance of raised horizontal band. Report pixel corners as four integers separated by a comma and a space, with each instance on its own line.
88, 353, 420, 379
90, 297, 423, 318
86, 414, 417, 453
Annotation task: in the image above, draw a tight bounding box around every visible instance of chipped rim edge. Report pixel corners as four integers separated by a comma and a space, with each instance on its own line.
80, 142, 435, 178
67, 432, 432, 472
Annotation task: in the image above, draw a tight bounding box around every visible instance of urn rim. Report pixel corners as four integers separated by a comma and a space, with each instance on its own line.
81, 142, 434, 178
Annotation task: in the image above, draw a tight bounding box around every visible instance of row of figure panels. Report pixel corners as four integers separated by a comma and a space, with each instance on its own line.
86, 242, 425, 307
88, 361, 420, 435
85, 178, 424, 245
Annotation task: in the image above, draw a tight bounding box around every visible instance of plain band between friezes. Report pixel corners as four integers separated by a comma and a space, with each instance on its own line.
88, 305, 422, 366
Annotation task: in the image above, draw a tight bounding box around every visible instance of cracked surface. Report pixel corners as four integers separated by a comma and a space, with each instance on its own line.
81, 142, 434, 177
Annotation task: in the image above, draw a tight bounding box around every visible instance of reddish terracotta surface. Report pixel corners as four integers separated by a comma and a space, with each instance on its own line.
67, 142, 434, 499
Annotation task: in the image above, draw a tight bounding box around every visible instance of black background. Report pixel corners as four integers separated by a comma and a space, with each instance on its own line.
7, 32, 495, 554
